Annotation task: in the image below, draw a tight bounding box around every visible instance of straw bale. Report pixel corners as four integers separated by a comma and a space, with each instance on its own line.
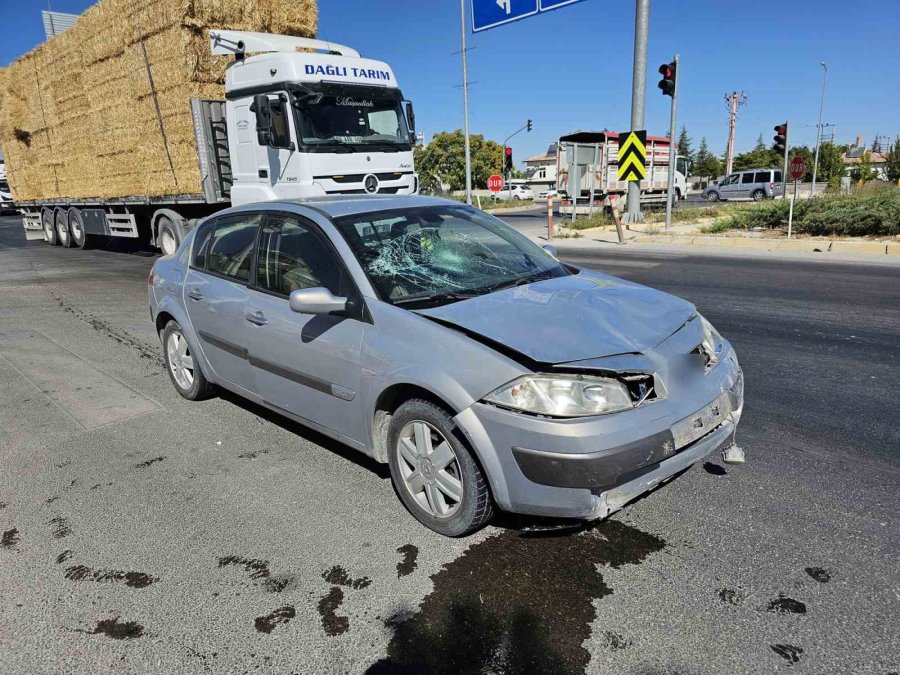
0, 0, 317, 202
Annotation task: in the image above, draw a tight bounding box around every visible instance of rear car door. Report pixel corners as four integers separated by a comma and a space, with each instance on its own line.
245, 212, 366, 444
738, 171, 756, 198
183, 212, 262, 393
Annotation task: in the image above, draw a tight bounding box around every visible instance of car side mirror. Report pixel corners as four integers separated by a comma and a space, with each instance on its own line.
289, 287, 348, 316
542, 244, 558, 257
250, 94, 272, 146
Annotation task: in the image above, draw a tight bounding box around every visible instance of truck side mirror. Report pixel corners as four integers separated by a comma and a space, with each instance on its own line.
405, 101, 416, 142
250, 94, 272, 146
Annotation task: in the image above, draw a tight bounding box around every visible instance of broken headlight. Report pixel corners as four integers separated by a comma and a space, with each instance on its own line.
698, 314, 725, 365
484, 374, 633, 418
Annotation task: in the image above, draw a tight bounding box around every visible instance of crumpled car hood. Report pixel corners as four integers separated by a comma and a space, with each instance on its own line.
416, 269, 695, 364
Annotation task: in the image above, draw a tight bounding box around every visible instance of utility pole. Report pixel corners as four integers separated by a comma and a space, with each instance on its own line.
724, 91, 747, 175
663, 54, 679, 231
810, 61, 827, 200
459, 0, 472, 205
623, 0, 649, 225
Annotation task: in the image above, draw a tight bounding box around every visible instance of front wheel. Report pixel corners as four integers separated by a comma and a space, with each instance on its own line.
706, 191, 720, 202
388, 400, 493, 537
161, 321, 214, 401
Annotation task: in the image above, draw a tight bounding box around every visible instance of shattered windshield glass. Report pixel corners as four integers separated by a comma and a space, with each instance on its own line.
333, 205, 566, 306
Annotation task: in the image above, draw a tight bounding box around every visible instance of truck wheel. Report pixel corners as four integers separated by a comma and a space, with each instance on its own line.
67, 209, 91, 249
54, 208, 72, 248
157, 216, 181, 256
42, 208, 59, 245
388, 399, 494, 537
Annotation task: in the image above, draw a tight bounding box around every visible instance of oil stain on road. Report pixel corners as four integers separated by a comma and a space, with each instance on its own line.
64, 565, 157, 589
77, 617, 145, 640
368, 519, 665, 675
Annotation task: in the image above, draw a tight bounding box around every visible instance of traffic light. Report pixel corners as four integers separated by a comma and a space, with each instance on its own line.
504, 147, 513, 172
773, 122, 787, 154
658, 61, 676, 97
526, 119, 533, 133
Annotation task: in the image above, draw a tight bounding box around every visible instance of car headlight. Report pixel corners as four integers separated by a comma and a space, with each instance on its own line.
484, 374, 633, 417
698, 314, 725, 364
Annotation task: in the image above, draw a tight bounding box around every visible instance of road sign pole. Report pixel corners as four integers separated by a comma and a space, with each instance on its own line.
547, 195, 554, 240
781, 120, 790, 199
624, 0, 649, 225
788, 180, 797, 238
664, 53, 680, 231
460, 0, 472, 205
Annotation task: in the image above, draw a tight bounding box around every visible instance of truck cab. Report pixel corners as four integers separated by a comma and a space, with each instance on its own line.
213, 31, 418, 206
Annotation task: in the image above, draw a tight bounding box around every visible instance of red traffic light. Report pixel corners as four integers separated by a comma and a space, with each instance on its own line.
774, 125, 787, 135
658, 64, 673, 78
657, 61, 676, 97
505, 147, 512, 156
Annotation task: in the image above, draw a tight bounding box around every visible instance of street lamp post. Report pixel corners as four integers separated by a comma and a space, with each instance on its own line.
810, 61, 827, 199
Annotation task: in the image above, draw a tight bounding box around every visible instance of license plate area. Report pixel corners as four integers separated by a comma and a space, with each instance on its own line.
671, 392, 730, 449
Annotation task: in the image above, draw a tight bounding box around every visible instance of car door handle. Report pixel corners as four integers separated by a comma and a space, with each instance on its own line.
187, 289, 204, 302
245, 311, 268, 326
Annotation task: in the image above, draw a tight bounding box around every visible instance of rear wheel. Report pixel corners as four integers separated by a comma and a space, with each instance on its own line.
751, 189, 765, 202
42, 208, 59, 245
388, 399, 493, 537
68, 208, 90, 249
55, 208, 72, 248
161, 320, 214, 401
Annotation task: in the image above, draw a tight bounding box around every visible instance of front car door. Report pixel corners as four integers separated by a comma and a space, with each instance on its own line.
718, 173, 740, 199
183, 212, 262, 393
245, 212, 366, 445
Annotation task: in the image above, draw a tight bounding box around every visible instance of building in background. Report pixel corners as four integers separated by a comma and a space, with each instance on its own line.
842, 136, 888, 180
523, 143, 560, 194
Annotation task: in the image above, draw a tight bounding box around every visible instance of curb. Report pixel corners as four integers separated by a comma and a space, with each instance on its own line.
632, 235, 896, 255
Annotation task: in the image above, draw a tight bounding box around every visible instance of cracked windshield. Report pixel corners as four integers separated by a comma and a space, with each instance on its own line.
334, 205, 565, 306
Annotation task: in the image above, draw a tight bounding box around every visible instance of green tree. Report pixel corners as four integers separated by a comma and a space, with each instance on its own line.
693, 137, 722, 178
814, 142, 848, 188
413, 130, 504, 193
851, 151, 878, 183
883, 138, 900, 182
677, 125, 693, 163
753, 133, 767, 152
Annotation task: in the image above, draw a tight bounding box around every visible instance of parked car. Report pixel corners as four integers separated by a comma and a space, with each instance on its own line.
149, 196, 745, 536
538, 189, 559, 199
492, 184, 534, 201
702, 169, 784, 202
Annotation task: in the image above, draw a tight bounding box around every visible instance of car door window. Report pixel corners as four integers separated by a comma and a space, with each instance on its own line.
722, 174, 738, 186
741, 173, 755, 185
255, 214, 345, 297
195, 213, 262, 282
754, 171, 770, 183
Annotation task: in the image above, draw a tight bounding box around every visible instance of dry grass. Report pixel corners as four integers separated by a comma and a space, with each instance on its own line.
0, 0, 317, 202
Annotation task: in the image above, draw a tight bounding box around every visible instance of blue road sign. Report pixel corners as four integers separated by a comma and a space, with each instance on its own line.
472, 0, 538, 33
472, 0, 585, 33
539, 0, 585, 10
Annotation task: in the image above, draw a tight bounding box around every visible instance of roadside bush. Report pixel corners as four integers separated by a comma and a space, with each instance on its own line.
712, 187, 900, 237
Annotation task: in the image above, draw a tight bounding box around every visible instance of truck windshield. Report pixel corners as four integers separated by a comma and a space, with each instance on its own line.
294, 95, 410, 150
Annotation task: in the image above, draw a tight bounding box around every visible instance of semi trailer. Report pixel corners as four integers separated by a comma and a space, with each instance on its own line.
12, 30, 418, 254
556, 131, 689, 210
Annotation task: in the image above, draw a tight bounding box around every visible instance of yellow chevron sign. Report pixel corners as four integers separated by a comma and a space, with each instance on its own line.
618, 130, 647, 182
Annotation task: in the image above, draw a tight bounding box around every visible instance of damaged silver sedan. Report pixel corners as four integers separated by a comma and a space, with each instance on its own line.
148, 195, 744, 536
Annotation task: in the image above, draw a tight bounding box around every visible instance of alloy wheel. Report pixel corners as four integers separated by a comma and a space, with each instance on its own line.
396, 421, 463, 518
166, 330, 194, 391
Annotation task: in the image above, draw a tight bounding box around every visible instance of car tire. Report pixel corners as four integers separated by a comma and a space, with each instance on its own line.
388, 399, 493, 537
161, 320, 214, 401
55, 208, 73, 248
67, 209, 91, 249
706, 191, 720, 202
751, 189, 765, 202
42, 208, 59, 245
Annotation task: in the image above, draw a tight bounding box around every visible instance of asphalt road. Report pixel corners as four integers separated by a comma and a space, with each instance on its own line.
0, 213, 898, 674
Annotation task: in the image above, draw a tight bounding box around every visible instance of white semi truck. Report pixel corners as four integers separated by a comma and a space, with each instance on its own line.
17, 30, 418, 254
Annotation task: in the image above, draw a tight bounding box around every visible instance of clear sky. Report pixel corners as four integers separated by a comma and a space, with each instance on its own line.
2, 0, 898, 163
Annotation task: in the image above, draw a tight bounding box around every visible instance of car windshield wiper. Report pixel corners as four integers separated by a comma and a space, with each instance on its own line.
474, 270, 557, 296
393, 291, 478, 308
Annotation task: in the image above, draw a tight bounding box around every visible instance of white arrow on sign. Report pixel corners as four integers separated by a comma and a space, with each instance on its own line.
496, 0, 512, 14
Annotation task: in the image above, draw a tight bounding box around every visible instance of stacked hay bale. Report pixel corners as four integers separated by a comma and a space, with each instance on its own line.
0, 0, 317, 202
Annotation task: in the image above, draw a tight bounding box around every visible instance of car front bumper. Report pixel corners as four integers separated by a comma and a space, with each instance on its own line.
454, 352, 744, 520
